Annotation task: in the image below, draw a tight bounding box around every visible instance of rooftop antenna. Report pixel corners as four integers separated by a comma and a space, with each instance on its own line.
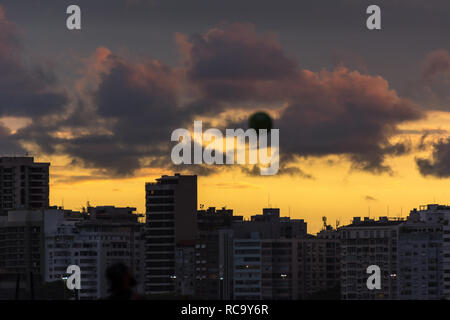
336, 218, 340, 229
288, 206, 291, 218
322, 216, 327, 230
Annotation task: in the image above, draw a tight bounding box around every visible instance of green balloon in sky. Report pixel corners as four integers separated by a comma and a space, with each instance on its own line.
248, 111, 273, 132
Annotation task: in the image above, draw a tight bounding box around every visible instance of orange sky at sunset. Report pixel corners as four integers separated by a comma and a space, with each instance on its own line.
13, 110, 447, 234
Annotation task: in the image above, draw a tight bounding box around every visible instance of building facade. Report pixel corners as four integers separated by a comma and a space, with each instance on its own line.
339, 217, 403, 300
0, 157, 49, 216
297, 228, 340, 299
44, 206, 145, 300
397, 218, 442, 299
195, 207, 243, 299
407, 204, 450, 299
145, 174, 197, 295
0, 210, 45, 299
233, 235, 262, 300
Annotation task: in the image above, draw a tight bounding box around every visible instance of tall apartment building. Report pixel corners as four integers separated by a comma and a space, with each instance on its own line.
44, 206, 145, 300
195, 207, 243, 299
145, 174, 197, 295
218, 229, 234, 299
260, 238, 296, 300
175, 241, 196, 297
0, 157, 49, 216
297, 227, 340, 299
339, 217, 403, 300
230, 231, 340, 300
229, 208, 315, 300
233, 235, 262, 300
0, 209, 45, 299
407, 204, 450, 299
338, 206, 450, 300
397, 216, 442, 299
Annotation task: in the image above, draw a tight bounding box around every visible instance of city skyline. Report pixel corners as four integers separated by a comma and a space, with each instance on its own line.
2, 165, 450, 300
15, 154, 444, 234
0, 1, 449, 234
45, 160, 450, 234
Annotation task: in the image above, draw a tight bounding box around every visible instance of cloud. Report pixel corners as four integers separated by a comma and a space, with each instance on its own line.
211, 182, 260, 190
407, 49, 450, 109
0, 6, 67, 118
416, 138, 450, 178
0, 122, 24, 155
422, 49, 450, 81
179, 23, 297, 82
19, 49, 188, 175
364, 195, 378, 202
176, 22, 298, 105
277, 67, 422, 174
0, 6, 67, 155
176, 23, 424, 174
421, 50, 450, 108
15, 21, 424, 177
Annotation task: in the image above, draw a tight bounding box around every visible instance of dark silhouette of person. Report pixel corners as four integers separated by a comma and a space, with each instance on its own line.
105, 262, 145, 300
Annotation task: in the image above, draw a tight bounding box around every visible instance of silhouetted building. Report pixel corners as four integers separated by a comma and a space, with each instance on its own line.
233, 234, 262, 299
0, 157, 49, 216
0, 210, 45, 299
230, 227, 340, 300
397, 216, 442, 299
229, 208, 315, 300
233, 208, 307, 239
260, 238, 295, 299
195, 207, 243, 299
297, 227, 340, 299
218, 229, 234, 299
44, 206, 145, 300
339, 217, 403, 300
175, 241, 195, 296
407, 204, 450, 299
145, 174, 197, 295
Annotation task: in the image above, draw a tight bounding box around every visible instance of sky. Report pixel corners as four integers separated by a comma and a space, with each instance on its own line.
0, 0, 449, 233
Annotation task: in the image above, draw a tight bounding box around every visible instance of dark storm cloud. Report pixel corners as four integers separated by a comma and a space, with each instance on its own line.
421, 49, 450, 108
276, 67, 422, 174
404, 49, 450, 110
17, 49, 190, 175
240, 164, 314, 179
181, 23, 297, 82
0, 123, 24, 155
422, 49, 450, 80
176, 23, 300, 107
11, 18, 425, 177
208, 24, 424, 174
416, 138, 450, 178
0, 7, 67, 117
